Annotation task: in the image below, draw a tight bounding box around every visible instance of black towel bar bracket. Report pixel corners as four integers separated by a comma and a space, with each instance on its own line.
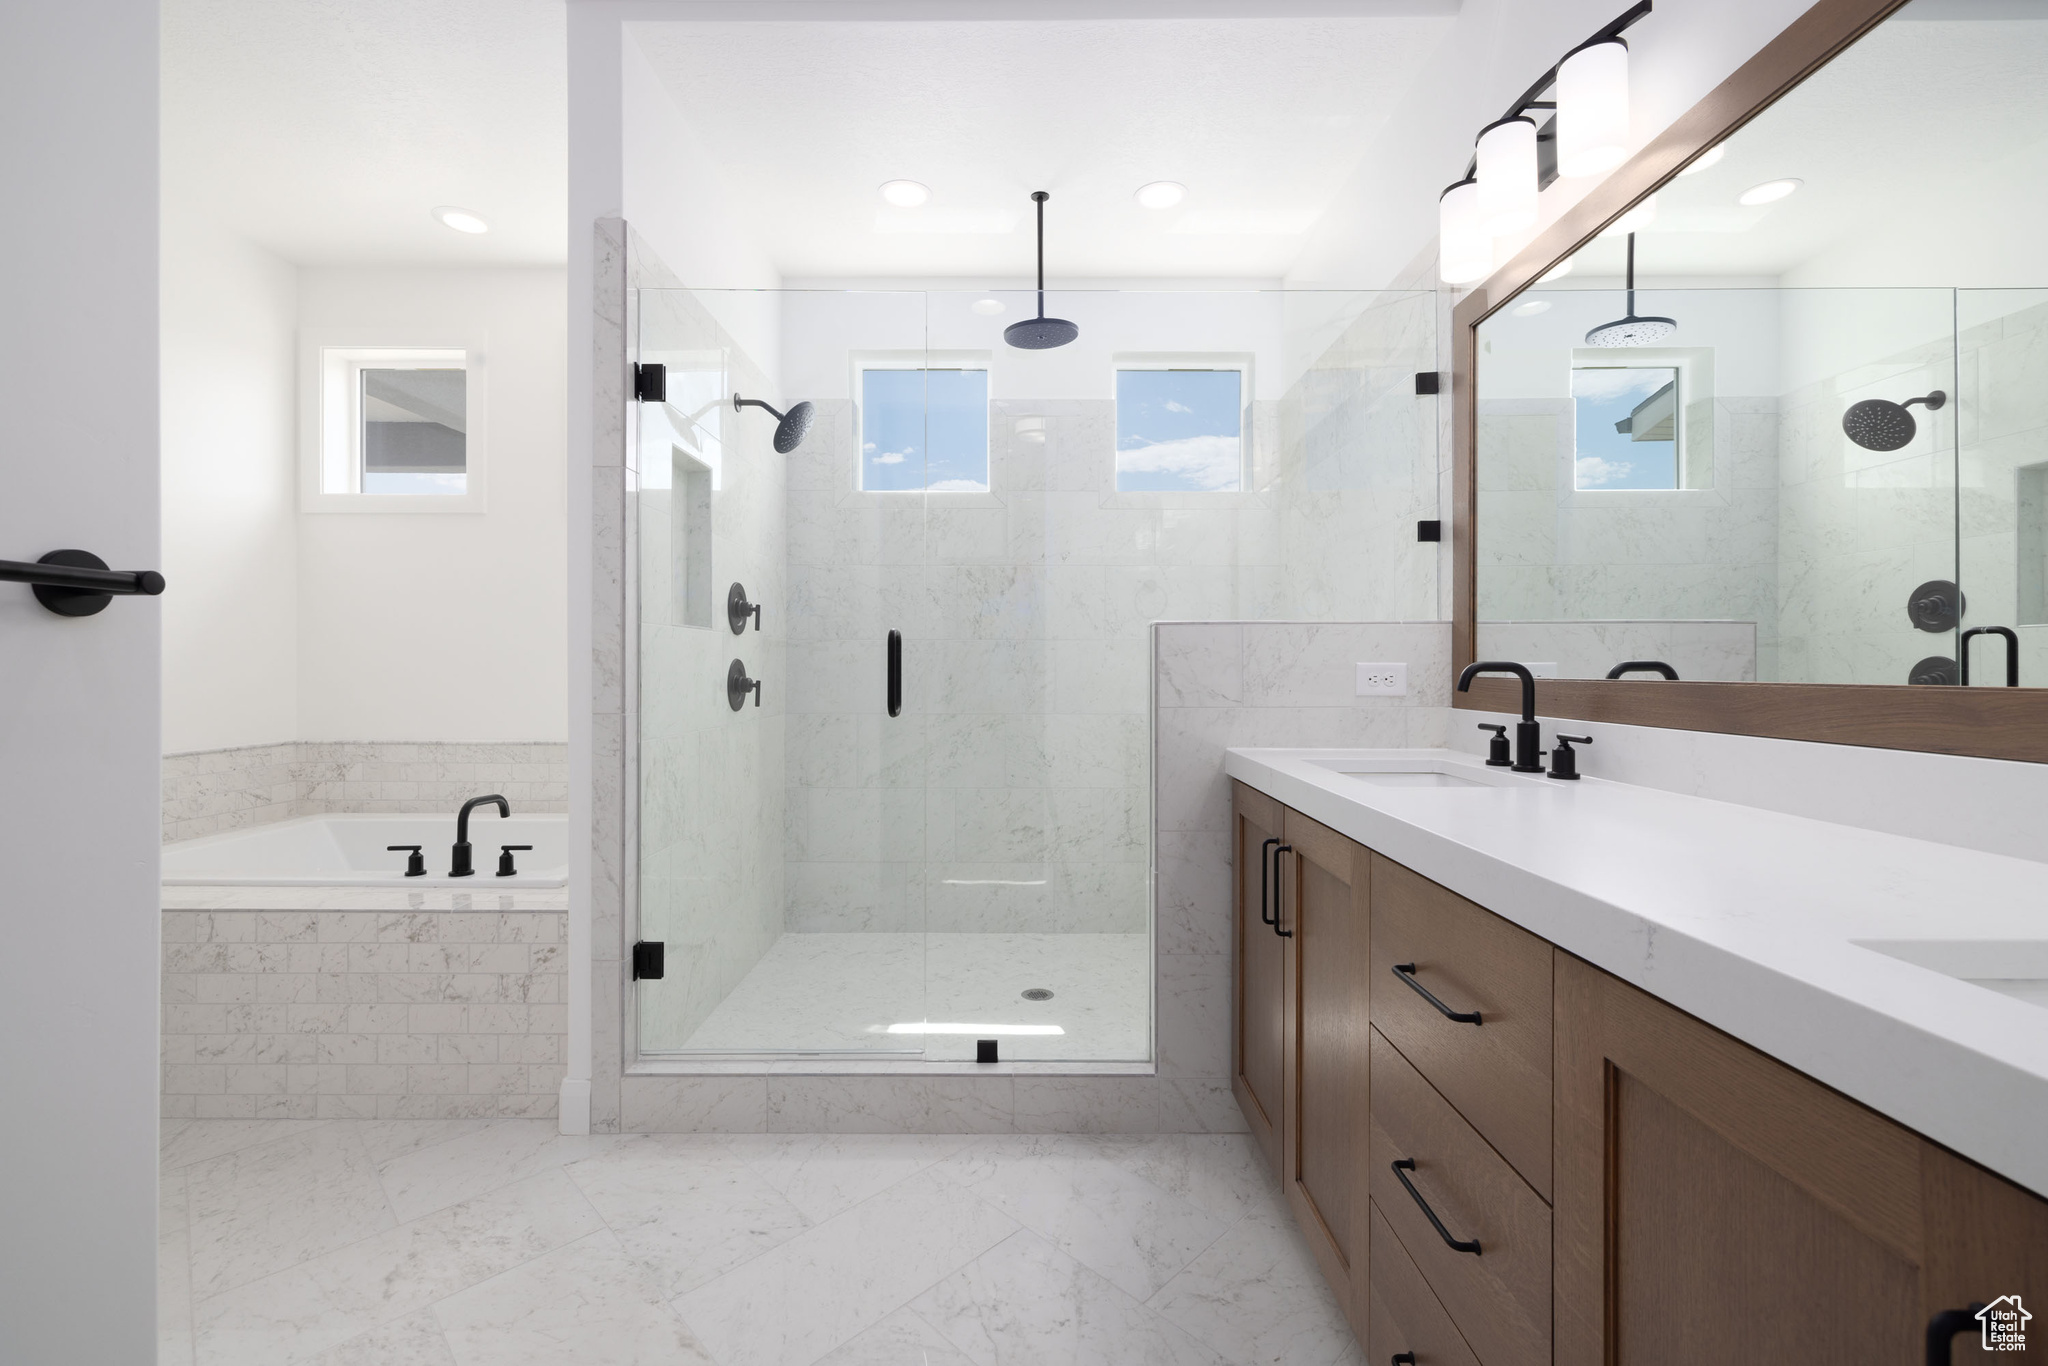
1, 550, 166, 617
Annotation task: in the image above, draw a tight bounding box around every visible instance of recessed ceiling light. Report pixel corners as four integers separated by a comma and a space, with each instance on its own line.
1135, 181, 1186, 209
971, 298, 1005, 316
1737, 177, 1802, 206
432, 206, 489, 234
1538, 260, 1573, 283
1513, 300, 1552, 316
1678, 145, 1726, 177
879, 180, 930, 208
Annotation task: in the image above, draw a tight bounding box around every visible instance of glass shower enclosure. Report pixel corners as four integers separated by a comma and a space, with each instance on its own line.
631, 284, 1438, 1062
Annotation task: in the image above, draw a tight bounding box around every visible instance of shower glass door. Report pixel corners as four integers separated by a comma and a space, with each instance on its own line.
634, 286, 931, 1056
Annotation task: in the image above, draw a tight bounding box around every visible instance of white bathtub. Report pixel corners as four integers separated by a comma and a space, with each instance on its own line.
162, 813, 570, 887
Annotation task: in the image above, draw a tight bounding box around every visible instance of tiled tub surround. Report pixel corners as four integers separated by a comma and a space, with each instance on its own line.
162, 741, 570, 844
161, 905, 568, 1121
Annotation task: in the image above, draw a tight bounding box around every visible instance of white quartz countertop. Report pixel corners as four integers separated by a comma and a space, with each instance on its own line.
1225, 746, 2048, 1197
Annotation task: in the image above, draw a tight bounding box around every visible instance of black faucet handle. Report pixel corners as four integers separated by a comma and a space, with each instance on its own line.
1548, 734, 1592, 781
495, 844, 535, 877
1477, 724, 1505, 734
1476, 723, 1511, 767
387, 845, 428, 877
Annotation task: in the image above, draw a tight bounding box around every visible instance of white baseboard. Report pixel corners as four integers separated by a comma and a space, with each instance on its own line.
558, 1078, 591, 1135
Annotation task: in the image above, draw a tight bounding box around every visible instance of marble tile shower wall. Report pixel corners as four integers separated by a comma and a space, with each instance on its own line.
160, 909, 566, 1120
1476, 395, 1781, 677
634, 282, 788, 1052
1958, 295, 2048, 684
1775, 339, 1956, 685
161, 742, 570, 844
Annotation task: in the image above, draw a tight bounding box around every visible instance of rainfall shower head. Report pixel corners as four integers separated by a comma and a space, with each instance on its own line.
732, 393, 816, 454
1004, 191, 1079, 350
1584, 232, 1677, 348
1842, 390, 1945, 452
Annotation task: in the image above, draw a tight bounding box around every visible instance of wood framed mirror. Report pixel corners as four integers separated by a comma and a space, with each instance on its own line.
1452, 0, 2048, 762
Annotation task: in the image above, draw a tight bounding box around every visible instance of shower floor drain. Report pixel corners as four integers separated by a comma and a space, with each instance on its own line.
1021, 988, 1054, 1001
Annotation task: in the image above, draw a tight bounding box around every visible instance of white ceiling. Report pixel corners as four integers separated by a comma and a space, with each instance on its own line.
1559, 12, 2048, 283
628, 16, 1454, 279
162, 0, 567, 266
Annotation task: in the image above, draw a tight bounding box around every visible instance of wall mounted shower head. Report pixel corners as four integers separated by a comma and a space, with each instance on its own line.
1005, 191, 1079, 350
1583, 232, 1677, 348
732, 393, 815, 453
1841, 390, 1945, 452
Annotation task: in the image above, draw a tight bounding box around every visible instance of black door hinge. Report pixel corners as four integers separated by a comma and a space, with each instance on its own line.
634, 363, 667, 403
1415, 371, 1441, 395
1417, 520, 1442, 542
632, 941, 665, 980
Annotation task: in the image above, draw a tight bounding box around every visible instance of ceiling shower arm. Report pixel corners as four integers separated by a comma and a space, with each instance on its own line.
1033, 190, 1049, 309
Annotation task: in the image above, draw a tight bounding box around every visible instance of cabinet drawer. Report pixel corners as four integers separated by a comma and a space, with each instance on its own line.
1367, 1199, 1481, 1366
1370, 1028, 1549, 1366
1370, 854, 1553, 1198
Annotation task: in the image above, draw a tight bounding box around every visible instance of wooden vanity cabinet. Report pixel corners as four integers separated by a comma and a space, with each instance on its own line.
1554, 951, 2048, 1365
1233, 787, 2048, 1363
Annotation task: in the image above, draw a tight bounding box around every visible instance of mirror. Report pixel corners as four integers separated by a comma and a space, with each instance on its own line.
1474, 0, 2048, 689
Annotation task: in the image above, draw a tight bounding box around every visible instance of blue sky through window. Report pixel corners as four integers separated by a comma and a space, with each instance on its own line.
1115, 369, 1244, 492
1572, 366, 1678, 490
861, 368, 989, 491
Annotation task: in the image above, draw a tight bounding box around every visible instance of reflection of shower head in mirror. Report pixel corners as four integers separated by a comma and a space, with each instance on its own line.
732, 393, 816, 453
1583, 232, 1677, 347
1841, 390, 1945, 452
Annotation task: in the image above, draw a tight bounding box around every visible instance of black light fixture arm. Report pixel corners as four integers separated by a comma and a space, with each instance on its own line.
1459, 1, 1653, 180
1, 550, 166, 617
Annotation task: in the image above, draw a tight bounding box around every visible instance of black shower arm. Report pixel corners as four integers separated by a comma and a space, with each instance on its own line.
733, 393, 788, 422
1032, 190, 1049, 313
1960, 626, 2019, 687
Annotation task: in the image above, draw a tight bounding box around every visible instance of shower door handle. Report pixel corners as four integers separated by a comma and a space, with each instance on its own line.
887, 629, 902, 717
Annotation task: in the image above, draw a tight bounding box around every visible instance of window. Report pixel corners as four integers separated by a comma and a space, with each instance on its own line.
304, 342, 485, 512
1114, 366, 1244, 492
1572, 365, 1679, 490
860, 366, 989, 491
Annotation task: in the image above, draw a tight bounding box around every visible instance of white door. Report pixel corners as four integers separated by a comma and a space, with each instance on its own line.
0, 3, 163, 1360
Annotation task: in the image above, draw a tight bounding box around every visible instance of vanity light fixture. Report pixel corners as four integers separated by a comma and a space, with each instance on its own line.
879, 179, 930, 207
970, 298, 1005, 315
1135, 180, 1186, 209
1678, 144, 1726, 176
1438, 178, 1492, 284
1443, 2, 1651, 277
1556, 37, 1632, 177
1737, 177, 1802, 206
431, 206, 489, 234
1477, 116, 1540, 235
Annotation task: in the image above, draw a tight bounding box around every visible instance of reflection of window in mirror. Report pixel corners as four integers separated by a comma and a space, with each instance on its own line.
1572, 365, 1678, 489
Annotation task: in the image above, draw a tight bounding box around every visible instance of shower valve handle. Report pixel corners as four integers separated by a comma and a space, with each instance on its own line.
387, 845, 427, 878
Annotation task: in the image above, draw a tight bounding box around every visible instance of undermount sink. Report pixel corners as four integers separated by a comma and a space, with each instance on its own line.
1305, 758, 1523, 790
1855, 939, 2048, 1010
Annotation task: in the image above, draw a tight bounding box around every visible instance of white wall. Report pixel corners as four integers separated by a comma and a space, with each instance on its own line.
161, 209, 300, 753
1287, 0, 1818, 290
295, 267, 570, 742
0, 1, 162, 1358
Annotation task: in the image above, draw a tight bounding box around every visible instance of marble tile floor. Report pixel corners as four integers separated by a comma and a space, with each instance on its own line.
159, 1117, 1364, 1366
667, 933, 1151, 1063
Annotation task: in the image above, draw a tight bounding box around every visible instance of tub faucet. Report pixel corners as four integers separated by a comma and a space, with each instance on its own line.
1456, 661, 1544, 773
450, 794, 509, 878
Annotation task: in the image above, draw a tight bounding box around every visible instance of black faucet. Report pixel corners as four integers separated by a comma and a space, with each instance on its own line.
1457, 661, 1544, 773
450, 794, 509, 877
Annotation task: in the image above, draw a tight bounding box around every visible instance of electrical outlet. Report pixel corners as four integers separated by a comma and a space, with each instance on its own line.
1356, 663, 1408, 696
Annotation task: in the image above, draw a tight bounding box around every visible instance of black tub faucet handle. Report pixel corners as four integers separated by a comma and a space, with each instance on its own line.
386, 845, 427, 878
496, 845, 534, 877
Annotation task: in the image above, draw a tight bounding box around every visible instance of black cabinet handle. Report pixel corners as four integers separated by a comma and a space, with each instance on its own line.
887, 629, 902, 718
1392, 963, 1482, 1024
1391, 1159, 1481, 1254
1259, 837, 1279, 927
1392, 1356, 1416, 1365
1270, 844, 1293, 937
1927, 1304, 1989, 1366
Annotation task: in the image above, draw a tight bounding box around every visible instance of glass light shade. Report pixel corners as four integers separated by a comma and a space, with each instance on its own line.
1438, 180, 1492, 285
1557, 39, 1630, 178
1476, 117, 1539, 236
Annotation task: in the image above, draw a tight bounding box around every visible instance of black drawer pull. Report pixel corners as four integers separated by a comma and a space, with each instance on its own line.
1392, 962, 1482, 1024
1393, 1356, 1416, 1365
1270, 844, 1293, 938
1259, 837, 1279, 927
1927, 1304, 1990, 1366
1392, 1158, 1481, 1254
